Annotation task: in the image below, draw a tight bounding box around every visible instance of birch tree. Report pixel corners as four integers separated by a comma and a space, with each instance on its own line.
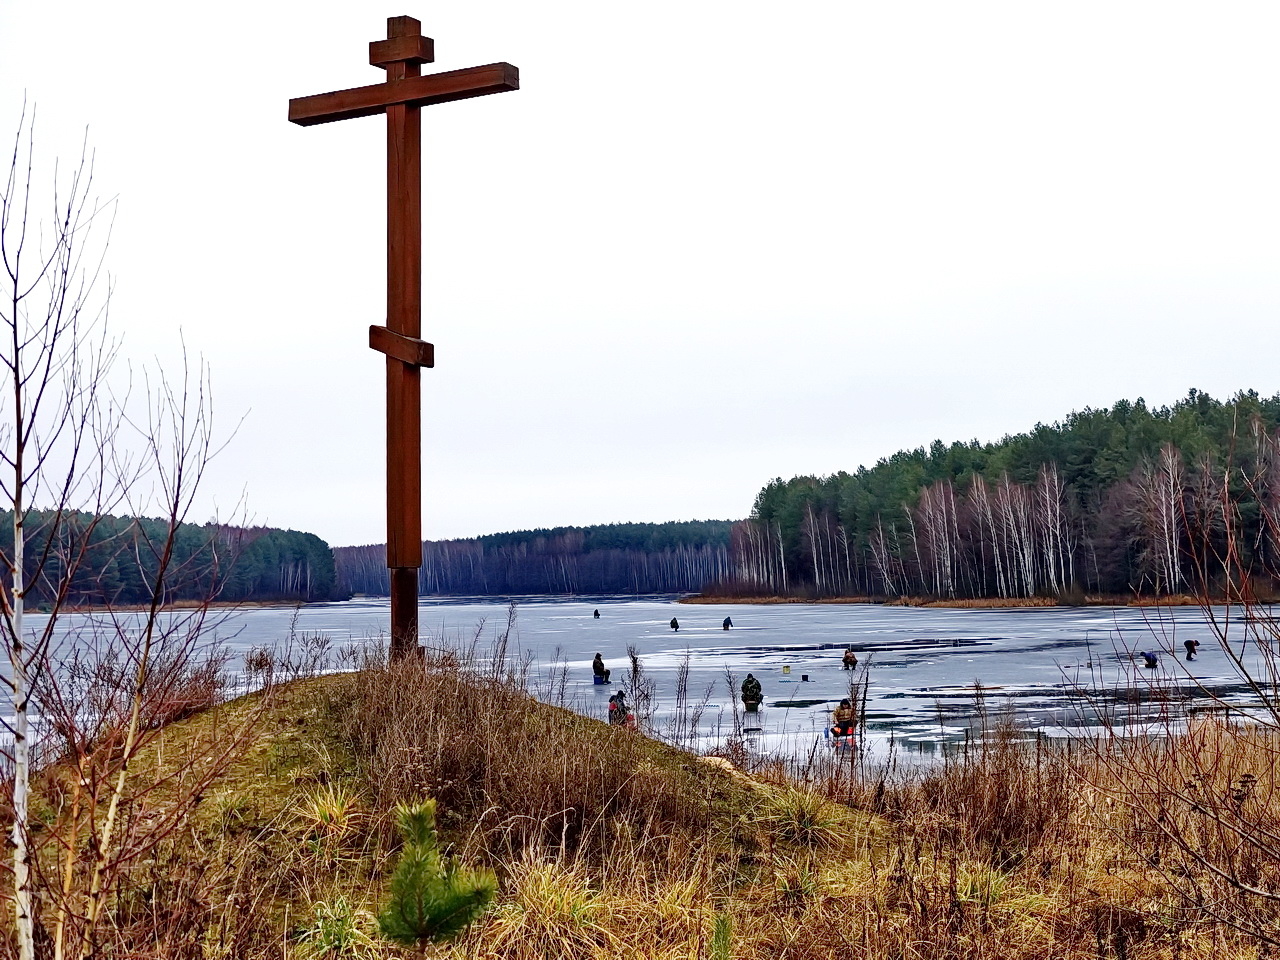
869, 517, 897, 596
1154, 443, 1186, 592
0, 111, 125, 960
1127, 445, 1186, 593
995, 474, 1037, 597
1035, 463, 1072, 596
915, 480, 959, 598
0, 111, 241, 960
968, 474, 1009, 599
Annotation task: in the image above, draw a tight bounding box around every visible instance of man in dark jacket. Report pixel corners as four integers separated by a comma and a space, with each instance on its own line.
592, 653, 611, 683
741, 673, 762, 709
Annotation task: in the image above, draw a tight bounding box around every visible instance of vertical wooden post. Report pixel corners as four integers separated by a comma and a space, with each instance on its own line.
288, 20, 517, 659
384, 15, 423, 657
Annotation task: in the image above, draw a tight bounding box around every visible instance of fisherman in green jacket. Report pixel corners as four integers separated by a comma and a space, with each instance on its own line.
741, 673, 762, 708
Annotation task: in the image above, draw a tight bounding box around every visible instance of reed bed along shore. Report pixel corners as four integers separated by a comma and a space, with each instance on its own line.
9, 634, 1280, 959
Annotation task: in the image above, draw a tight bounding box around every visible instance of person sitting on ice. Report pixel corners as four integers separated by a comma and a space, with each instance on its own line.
592, 652, 611, 683
830, 698, 856, 737
1140, 651, 1159, 669
842, 648, 858, 670
670, 617, 680, 631
741, 672, 762, 709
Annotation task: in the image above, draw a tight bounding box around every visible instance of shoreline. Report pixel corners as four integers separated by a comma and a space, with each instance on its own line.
45, 593, 1228, 614
45, 599, 309, 615
680, 593, 1214, 608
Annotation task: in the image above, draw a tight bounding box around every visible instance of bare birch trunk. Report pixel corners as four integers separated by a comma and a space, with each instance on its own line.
805, 503, 821, 595
904, 506, 924, 596
776, 520, 788, 594
870, 517, 895, 596
2, 114, 118, 960
837, 524, 853, 595
1158, 444, 1184, 591
10, 448, 29, 960
970, 474, 1008, 598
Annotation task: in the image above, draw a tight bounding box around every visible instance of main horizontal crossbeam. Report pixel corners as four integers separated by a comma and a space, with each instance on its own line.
288, 62, 519, 126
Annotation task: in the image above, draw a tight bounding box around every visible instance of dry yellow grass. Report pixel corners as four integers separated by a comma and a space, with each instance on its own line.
14, 654, 1280, 959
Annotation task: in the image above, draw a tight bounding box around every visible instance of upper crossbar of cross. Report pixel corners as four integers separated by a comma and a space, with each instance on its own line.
288, 17, 518, 126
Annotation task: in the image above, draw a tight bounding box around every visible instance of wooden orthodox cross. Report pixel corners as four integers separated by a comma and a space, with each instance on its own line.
289, 17, 518, 658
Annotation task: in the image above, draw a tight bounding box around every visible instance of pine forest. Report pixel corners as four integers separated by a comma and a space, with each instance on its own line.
723, 389, 1280, 600
334, 521, 733, 596
29, 391, 1280, 605
4, 515, 342, 607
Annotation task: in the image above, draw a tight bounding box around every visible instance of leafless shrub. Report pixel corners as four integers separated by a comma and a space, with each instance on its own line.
269, 608, 335, 684
626, 644, 655, 730
0, 107, 254, 960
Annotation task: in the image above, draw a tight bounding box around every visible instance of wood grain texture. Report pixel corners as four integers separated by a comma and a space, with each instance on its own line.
384, 56, 422, 573
387, 15, 421, 38
390, 566, 420, 652
369, 325, 435, 367
288, 63, 519, 125
370, 34, 435, 68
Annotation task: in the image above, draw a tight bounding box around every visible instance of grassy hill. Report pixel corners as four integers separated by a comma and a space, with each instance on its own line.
23, 647, 1280, 958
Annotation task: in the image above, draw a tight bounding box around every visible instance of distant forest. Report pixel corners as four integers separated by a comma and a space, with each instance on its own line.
720, 390, 1280, 600
7, 513, 341, 606
334, 521, 733, 596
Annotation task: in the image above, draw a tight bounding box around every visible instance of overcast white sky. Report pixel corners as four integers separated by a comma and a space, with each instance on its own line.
2, 1, 1277, 547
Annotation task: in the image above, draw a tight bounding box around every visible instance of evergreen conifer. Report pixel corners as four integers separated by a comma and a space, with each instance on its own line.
377, 800, 497, 945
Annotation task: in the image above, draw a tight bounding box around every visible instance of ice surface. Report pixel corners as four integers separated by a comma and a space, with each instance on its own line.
24, 597, 1272, 764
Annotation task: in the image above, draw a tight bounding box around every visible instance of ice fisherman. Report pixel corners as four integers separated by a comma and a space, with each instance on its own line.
741, 672, 762, 708
830, 698, 856, 737
608, 690, 630, 726
592, 653, 611, 683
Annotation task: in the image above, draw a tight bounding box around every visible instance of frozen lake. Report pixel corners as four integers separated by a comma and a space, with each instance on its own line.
136, 596, 1268, 762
